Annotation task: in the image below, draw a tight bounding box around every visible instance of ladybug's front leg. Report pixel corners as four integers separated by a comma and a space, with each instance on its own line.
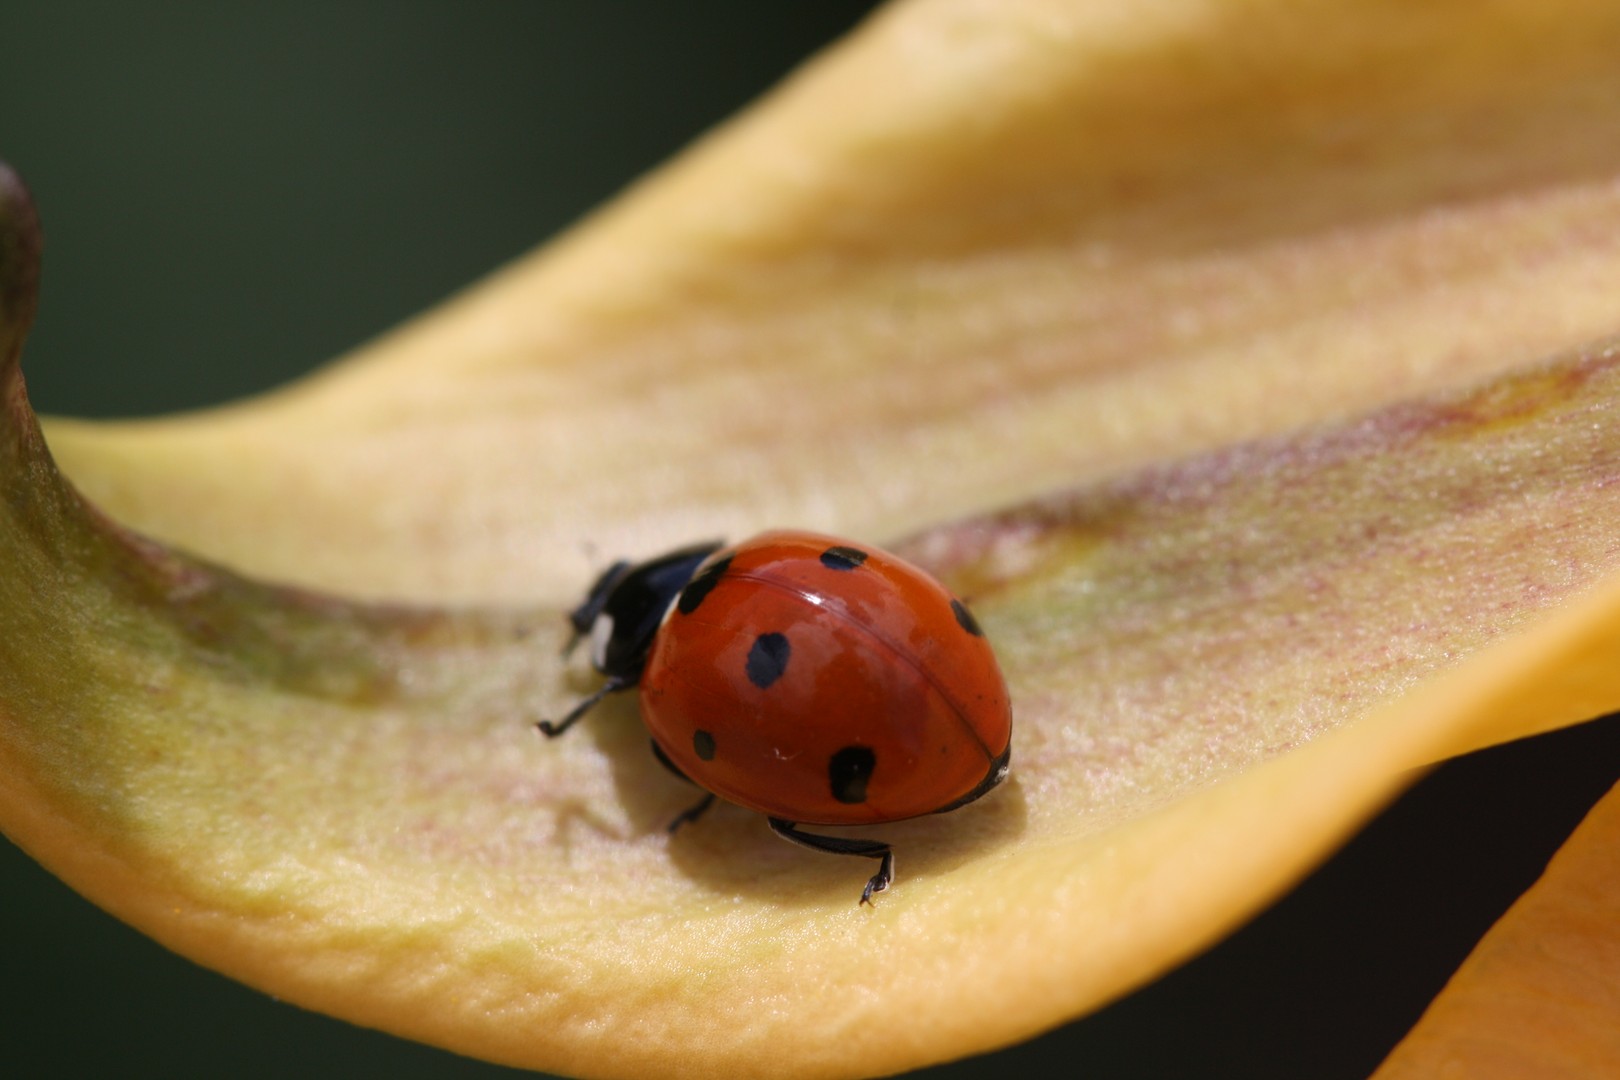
666, 792, 716, 833
767, 818, 894, 905
647, 740, 718, 832
536, 674, 632, 737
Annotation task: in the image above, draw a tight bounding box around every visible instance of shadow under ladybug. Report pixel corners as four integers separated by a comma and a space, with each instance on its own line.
539, 530, 1014, 904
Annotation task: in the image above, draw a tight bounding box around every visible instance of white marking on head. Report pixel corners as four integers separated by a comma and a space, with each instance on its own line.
589, 612, 614, 671
657, 593, 681, 629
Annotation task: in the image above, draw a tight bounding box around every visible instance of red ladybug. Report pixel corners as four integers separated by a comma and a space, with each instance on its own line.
540, 530, 1012, 903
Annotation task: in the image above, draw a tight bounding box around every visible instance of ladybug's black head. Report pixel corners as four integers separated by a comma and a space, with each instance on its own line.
565, 559, 632, 649
567, 541, 724, 682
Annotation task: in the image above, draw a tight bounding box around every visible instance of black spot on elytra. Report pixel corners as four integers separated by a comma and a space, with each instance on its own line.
951, 597, 984, 636
693, 730, 716, 761
676, 555, 732, 615
819, 545, 868, 571
828, 745, 876, 804
745, 632, 791, 688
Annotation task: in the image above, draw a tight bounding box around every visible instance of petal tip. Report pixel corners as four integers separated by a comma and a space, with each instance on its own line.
0, 162, 42, 377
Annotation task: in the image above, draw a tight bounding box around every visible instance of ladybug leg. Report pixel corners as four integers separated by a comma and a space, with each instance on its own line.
648, 738, 691, 781
766, 818, 894, 905
535, 674, 631, 737
647, 740, 718, 832
666, 793, 717, 834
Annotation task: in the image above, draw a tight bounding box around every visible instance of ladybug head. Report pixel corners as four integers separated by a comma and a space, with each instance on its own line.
565, 541, 725, 681
564, 559, 632, 658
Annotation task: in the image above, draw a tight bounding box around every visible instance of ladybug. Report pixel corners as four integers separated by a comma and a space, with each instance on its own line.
540, 530, 1012, 903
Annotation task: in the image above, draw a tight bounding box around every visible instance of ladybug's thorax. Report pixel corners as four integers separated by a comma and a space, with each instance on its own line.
586, 611, 617, 673
583, 541, 724, 682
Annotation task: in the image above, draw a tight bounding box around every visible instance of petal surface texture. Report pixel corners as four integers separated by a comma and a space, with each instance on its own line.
6, 1, 1620, 1076
43, 0, 1620, 604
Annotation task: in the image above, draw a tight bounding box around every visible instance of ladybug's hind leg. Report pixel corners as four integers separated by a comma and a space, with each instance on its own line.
767, 818, 894, 905
536, 674, 631, 737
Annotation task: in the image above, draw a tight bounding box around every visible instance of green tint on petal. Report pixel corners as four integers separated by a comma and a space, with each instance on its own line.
7, 146, 1620, 1074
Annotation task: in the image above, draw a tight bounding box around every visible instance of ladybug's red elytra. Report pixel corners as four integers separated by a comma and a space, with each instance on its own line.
539, 530, 1013, 904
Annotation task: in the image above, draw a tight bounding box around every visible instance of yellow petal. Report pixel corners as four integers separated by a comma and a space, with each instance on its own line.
43, 0, 1620, 604
1374, 780, 1620, 1079
8, 0, 1620, 1076
9, 153, 1620, 1072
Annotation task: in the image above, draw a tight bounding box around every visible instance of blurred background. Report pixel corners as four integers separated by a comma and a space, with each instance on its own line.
2, 3, 1617, 1077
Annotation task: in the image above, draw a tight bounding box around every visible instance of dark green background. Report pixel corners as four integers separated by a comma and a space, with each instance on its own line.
3, 5, 1617, 1077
